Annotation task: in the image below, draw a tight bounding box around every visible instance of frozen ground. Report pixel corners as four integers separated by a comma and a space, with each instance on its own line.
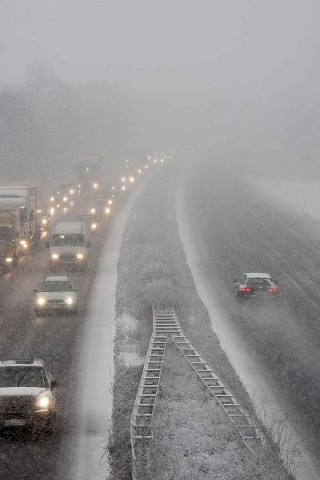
176, 170, 320, 480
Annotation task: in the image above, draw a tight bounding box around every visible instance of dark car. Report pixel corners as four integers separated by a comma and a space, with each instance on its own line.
0, 359, 57, 432
233, 272, 279, 301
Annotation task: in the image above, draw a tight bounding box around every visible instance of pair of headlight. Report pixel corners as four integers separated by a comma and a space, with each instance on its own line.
37, 297, 74, 305
51, 253, 83, 259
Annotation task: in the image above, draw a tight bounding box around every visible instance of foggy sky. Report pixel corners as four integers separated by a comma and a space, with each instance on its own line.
1, 0, 320, 149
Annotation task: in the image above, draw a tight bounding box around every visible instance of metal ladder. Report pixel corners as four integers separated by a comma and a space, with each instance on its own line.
155, 308, 265, 452
131, 323, 168, 441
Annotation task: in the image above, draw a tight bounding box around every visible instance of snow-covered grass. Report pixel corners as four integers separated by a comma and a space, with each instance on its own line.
110, 163, 290, 479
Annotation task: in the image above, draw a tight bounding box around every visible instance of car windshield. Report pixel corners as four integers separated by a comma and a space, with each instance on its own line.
40, 280, 73, 292
51, 233, 84, 246
246, 278, 271, 287
0, 366, 48, 388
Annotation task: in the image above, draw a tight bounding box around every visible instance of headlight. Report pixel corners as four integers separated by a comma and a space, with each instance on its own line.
37, 297, 46, 306
105, 207, 111, 214
20, 240, 28, 249
5, 257, 13, 263
76, 253, 84, 259
42, 219, 47, 225
51, 254, 59, 260
65, 297, 74, 305
91, 223, 97, 229
36, 395, 52, 409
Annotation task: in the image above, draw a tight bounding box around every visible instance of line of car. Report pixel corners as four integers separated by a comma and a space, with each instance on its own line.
0, 154, 169, 435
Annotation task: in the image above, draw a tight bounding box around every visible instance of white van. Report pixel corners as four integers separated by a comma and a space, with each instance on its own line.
48, 221, 90, 269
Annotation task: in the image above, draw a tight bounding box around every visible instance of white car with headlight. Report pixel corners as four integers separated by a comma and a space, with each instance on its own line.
0, 359, 57, 432
34, 275, 78, 315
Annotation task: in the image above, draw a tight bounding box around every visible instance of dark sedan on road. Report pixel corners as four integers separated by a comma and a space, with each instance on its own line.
233, 272, 279, 300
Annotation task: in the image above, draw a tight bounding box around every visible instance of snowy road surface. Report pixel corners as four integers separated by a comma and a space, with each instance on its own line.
176, 163, 320, 480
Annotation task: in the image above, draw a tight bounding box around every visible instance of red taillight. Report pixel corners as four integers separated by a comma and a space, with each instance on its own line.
268, 288, 278, 294
241, 287, 252, 294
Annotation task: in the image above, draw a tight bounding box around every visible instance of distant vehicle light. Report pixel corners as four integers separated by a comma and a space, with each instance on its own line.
91, 223, 97, 229
63, 196, 68, 202
129, 177, 134, 183
37, 297, 46, 306
76, 253, 84, 259
105, 207, 111, 214
5, 257, 13, 263
138, 169, 142, 174
90, 208, 96, 214
108, 200, 112, 205
42, 219, 48, 225
121, 186, 126, 191
20, 240, 27, 245
70, 189, 74, 195
121, 177, 126, 182
50, 207, 55, 215
50, 197, 55, 202
93, 183, 98, 189
51, 254, 59, 260
65, 297, 74, 305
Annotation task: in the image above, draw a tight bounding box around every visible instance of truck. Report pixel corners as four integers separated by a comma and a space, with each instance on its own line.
48, 221, 90, 270
0, 183, 40, 269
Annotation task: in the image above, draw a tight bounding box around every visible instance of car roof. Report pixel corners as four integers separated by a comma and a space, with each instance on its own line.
43, 276, 70, 282
244, 273, 271, 279
0, 359, 44, 368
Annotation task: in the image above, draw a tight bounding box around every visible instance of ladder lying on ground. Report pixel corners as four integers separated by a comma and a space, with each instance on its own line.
131, 307, 265, 454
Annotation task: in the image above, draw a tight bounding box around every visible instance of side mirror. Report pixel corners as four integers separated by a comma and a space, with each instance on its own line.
33, 289, 38, 293
50, 380, 58, 389
46, 241, 50, 247
74, 288, 79, 292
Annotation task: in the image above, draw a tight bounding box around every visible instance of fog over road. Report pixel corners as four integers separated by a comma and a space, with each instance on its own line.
177, 159, 320, 478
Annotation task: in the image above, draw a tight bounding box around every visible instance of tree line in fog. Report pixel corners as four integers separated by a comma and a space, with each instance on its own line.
0, 64, 141, 180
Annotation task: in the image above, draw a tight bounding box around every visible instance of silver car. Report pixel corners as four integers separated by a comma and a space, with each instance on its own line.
0, 359, 57, 432
34, 275, 78, 314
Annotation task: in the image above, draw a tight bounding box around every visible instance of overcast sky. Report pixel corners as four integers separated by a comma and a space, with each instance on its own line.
1, 0, 319, 148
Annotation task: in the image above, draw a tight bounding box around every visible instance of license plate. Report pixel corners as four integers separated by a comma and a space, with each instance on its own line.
4, 419, 26, 426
